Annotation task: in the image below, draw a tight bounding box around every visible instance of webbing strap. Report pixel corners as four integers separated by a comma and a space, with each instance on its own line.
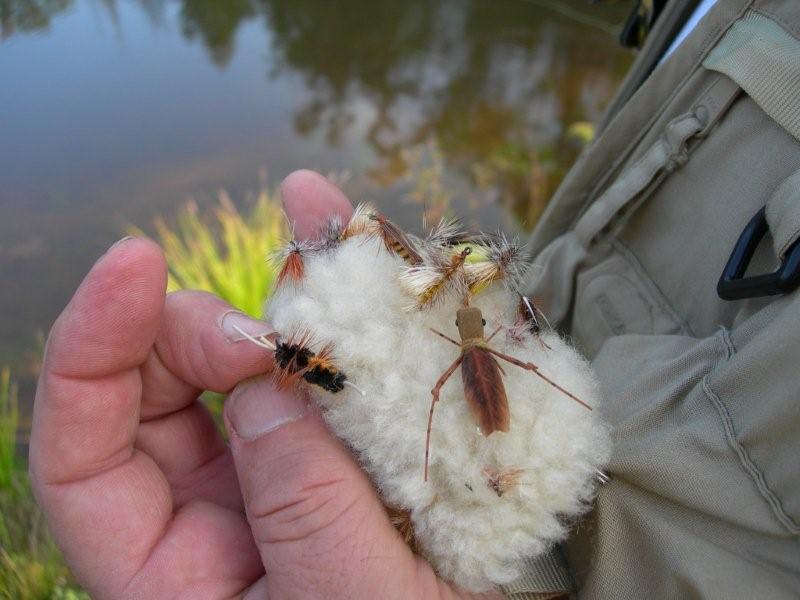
574, 75, 741, 248
765, 166, 800, 259
501, 549, 574, 599
703, 11, 800, 142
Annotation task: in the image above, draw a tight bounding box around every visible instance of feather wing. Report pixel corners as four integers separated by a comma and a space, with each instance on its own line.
370, 214, 424, 264
342, 202, 378, 239
461, 346, 510, 435
426, 217, 464, 248
399, 248, 470, 309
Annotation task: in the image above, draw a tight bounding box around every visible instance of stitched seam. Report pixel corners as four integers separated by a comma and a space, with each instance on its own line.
752, 6, 800, 40
702, 377, 800, 534
718, 326, 736, 359
572, 0, 755, 226
609, 238, 695, 336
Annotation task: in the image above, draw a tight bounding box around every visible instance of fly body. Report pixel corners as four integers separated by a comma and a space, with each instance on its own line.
426, 304, 590, 481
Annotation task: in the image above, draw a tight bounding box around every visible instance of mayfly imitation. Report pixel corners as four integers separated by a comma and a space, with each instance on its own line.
425, 304, 591, 481
231, 325, 365, 396
368, 212, 424, 265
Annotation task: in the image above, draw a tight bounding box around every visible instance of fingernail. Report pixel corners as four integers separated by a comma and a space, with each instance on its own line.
110, 236, 136, 251
96, 236, 136, 265
220, 310, 275, 343
227, 378, 309, 439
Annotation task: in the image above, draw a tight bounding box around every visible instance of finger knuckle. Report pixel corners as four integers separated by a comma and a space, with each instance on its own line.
247, 456, 362, 546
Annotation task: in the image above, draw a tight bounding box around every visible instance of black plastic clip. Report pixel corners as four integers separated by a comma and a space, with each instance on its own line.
717, 207, 800, 300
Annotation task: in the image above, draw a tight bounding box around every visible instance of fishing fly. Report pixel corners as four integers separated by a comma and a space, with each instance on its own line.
400, 247, 473, 309
368, 211, 425, 265
425, 303, 591, 481
230, 325, 364, 396
274, 239, 316, 288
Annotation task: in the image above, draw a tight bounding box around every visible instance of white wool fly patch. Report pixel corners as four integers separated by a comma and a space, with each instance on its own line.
259, 206, 610, 592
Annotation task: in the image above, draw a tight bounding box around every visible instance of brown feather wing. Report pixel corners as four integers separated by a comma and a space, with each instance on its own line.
373, 216, 424, 265
461, 347, 510, 434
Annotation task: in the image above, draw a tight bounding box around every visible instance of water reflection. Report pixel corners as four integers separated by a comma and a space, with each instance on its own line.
264, 0, 630, 223
1, 0, 634, 414
0, 0, 71, 38
180, 0, 255, 67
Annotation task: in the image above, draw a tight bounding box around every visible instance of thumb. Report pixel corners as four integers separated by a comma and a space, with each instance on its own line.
224, 377, 421, 599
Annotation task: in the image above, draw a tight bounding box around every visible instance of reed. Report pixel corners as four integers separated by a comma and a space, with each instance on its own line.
139, 189, 288, 318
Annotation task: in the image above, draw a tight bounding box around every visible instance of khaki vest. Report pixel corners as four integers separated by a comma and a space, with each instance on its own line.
505, 1, 800, 598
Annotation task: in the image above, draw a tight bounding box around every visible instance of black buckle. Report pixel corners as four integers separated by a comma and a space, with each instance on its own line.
717, 207, 800, 300
619, 0, 668, 49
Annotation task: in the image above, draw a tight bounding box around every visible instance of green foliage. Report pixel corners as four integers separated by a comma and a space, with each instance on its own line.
0, 368, 18, 491
138, 189, 288, 318
0, 369, 83, 599
131, 189, 287, 424
0, 547, 84, 600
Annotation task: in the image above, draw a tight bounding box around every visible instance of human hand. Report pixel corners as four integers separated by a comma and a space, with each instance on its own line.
30, 170, 503, 599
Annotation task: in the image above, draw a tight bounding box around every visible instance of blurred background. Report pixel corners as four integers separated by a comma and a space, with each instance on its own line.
0, 0, 636, 594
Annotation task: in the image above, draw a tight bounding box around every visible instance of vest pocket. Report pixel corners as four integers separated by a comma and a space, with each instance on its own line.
704, 293, 800, 535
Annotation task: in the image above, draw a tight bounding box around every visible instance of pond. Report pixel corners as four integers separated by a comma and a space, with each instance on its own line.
0, 0, 634, 420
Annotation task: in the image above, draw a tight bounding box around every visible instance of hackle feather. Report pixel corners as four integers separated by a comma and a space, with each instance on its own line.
426, 217, 464, 249
483, 467, 525, 497
461, 346, 510, 435
275, 240, 315, 287
369, 213, 424, 265
464, 234, 528, 294
342, 202, 379, 239
400, 247, 471, 309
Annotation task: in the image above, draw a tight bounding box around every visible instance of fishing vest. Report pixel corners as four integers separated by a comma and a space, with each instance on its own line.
505, 1, 800, 598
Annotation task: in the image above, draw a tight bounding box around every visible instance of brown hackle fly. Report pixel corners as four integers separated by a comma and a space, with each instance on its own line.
319, 214, 345, 250
425, 304, 591, 481
400, 247, 472, 309
483, 467, 525, 497
341, 202, 378, 240
274, 239, 315, 288
386, 505, 417, 551
368, 212, 424, 265
464, 234, 528, 294
229, 325, 364, 396
425, 217, 464, 249
508, 295, 552, 349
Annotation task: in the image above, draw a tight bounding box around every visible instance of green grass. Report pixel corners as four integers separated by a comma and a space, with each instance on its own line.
136, 188, 288, 425
0, 368, 87, 599
0, 368, 18, 492
139, 189, 288, 318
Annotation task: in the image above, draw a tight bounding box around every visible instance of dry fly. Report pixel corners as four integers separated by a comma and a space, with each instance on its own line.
274, 239, 316, 288
508, 295, 552, 349
230, 325, 364, 396
483, 467, 525, 497
341, 202, 377, 240
401, 247, 472, 309
464, 235, 528, 294
386, 505, 417, 551
369, 212, 424, 265
426, 217, 464, 249
425, 304, 591, 480
319, 214, 345, 250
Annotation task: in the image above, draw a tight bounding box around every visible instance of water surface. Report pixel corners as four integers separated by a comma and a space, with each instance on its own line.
0, 0, 634, 415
